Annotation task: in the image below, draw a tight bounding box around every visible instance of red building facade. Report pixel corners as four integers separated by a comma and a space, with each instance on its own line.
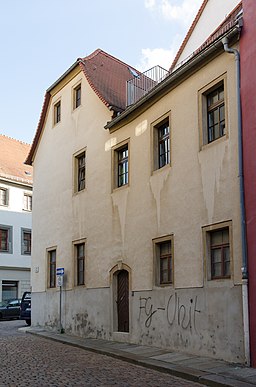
241, 0, 256, 368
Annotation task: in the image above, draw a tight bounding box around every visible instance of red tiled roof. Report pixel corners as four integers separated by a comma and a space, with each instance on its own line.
78, 49, 139, 112
0, 134, 33, 184
26, 49, 138, 165
170, 1, 242, 71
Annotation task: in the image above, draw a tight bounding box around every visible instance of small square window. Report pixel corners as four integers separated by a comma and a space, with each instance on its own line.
203, 221, 232, 281
54, 101, 61, 125
74, 150, 86, 193
0, 225, 12, 253
48, 249, 56, 288
0, 188, 8, 206
152, 116, 171, 171
153, 236, 173, 286
73, 84, 81, 109
23, 194, 32, 211
21, 229, 31, 255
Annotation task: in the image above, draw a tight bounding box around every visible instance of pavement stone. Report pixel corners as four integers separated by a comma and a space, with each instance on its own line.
25, 327, 256, 387
0, 322, 203, 387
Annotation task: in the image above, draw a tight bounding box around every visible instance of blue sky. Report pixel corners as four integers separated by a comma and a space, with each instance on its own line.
0, 0, 202, 144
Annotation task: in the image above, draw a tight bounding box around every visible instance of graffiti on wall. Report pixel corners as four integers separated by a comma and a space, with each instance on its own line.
139, 293, 201, 333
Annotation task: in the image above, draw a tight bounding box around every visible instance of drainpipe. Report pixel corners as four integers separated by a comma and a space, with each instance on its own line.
222, 37, 250, 366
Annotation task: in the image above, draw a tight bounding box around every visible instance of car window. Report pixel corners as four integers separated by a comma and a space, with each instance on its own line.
9, 300, 19, 306
0, 301, 8, 307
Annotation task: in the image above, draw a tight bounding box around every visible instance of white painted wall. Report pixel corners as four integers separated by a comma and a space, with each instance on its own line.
175, 0, 240, 68
0, 180, 32, 299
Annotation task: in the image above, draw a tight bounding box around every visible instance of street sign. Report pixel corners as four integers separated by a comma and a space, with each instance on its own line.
57, 275, 63, 287
56, 267, 64, 276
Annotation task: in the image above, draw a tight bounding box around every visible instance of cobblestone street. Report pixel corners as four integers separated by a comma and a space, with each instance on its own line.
0, 321, 203, 387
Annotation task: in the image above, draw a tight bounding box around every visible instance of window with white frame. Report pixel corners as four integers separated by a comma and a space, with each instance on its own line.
23, 193, 32, 211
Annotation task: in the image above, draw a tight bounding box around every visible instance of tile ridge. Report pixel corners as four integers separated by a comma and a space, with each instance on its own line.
0, 133, 31, 147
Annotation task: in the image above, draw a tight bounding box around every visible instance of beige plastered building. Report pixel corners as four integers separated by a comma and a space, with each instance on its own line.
27, 5, 247, 364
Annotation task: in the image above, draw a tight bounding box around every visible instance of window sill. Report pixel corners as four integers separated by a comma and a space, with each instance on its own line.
73, 188, 86, 196
52, 121, 61, 129
72, 104, 82, 113
152, 163, 171, 176
112, 183, 129, 193
154, 283, 173, 289
200, 134, 227, 151
205, 277, 234, 288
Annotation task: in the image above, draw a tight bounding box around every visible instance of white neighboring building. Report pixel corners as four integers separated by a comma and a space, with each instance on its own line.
170, 0, 241, 71
0, 134, 32, 301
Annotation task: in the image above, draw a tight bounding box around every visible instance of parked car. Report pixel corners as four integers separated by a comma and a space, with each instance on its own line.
20, 292, 31, 326
0, 299, 21, 320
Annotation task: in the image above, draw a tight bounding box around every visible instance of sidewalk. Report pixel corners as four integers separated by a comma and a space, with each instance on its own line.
24, 327, 256, 387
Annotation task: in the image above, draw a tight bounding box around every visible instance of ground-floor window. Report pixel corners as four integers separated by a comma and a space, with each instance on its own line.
2, 280, 18, 301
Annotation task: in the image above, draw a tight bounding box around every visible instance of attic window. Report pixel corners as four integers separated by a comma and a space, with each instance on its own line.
54, 101, 61, 125
73, 84, 81, 109
24, 171, 31, 176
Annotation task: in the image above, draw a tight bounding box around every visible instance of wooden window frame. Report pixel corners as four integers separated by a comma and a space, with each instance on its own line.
199, 74, 228, 149
112, 139, 130, 190
73, 83, 81, 110
151, 113, 171, 172
73, 239, 86, 287
53, 100, 61, 125
23, 193, 32, 211
21, 228, 31, 255
153, 235, 174, 287
207, 85, 225, 143
202, 221, 232, 282
73, 149, 86, 193
210, 228, 230, 279
0, 225, 13, 254
48, 249, 57, 288
0, 188, 8, 206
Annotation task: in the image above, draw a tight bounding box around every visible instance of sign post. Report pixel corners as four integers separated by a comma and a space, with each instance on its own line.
56, 267, 65, 333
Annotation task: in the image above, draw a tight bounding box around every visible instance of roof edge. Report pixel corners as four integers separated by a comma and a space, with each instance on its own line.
105, 24, 241, 131
170, 0, 242, 71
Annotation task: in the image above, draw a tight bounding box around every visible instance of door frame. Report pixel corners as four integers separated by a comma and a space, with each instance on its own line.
110, 262, 131, 336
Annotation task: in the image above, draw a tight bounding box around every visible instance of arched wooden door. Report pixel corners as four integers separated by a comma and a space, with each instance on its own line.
117, 270, 129, 332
